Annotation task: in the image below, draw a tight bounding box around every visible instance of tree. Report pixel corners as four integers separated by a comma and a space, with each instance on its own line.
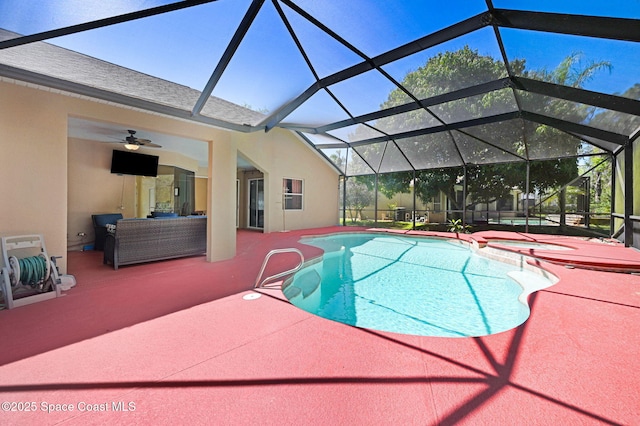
329, 152, 346, 173
587, 83, 640, 136
350, 47, 613, 210
577, 84, 640, 214
345, 178, 374, 221
584, 155, 612, 213
527, 51, 612, 89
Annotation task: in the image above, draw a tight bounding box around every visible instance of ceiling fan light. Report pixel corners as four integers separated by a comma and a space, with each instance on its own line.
124, 143, 140, 151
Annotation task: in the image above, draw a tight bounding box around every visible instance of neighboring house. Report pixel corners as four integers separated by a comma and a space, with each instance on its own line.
372, 190, 445, 223
366, 187, 525, 224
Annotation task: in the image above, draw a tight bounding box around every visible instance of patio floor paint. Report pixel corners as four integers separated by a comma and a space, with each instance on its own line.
0, 227, 639, 425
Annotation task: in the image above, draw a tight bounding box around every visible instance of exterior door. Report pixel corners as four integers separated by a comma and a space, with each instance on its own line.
248, 178, 264, 229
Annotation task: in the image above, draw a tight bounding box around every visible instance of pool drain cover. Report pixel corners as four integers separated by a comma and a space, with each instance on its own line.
243, 293, 262, 300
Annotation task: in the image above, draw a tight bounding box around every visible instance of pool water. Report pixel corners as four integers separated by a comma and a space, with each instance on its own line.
284, 233, 555, 337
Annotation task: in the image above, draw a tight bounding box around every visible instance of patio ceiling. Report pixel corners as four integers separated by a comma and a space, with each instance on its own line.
0, 0, 638, 176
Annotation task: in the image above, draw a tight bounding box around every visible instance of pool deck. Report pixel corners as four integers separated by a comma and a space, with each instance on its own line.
375, 228, 640, 273
0, 226, 639, 425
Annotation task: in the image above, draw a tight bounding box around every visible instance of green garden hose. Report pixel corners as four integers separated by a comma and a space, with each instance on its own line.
18, 255, 47, 287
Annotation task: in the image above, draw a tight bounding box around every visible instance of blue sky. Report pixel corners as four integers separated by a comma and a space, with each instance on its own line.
1, 0, 638, 119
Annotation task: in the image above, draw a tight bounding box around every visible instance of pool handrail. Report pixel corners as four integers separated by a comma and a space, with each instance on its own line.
254, 248, 305, 288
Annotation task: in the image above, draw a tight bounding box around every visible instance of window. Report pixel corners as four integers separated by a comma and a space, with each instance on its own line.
283, 178, 303, 210
432, 195, 441, 212
497, 196, 513, 211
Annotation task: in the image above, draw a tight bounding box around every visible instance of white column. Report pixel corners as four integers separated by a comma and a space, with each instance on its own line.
207, 132, 237, 261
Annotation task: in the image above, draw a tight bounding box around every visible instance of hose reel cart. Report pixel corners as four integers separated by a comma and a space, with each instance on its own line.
1, 234, 76, 310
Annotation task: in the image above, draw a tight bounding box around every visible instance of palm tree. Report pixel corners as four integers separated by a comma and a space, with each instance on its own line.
533, 51, 612, 88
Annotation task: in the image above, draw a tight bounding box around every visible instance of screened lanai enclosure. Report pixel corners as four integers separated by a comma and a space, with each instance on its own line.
0, 1, 638, 246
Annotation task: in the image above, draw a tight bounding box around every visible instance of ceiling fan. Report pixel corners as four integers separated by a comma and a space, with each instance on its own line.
121, 129, 162, 150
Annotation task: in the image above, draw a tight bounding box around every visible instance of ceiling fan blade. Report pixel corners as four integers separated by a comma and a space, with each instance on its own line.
142, 142, 162, 148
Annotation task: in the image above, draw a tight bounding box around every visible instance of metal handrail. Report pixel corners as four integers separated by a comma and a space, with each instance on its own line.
254, 248, 305, 288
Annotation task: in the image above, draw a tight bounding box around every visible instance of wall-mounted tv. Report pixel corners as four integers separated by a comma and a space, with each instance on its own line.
110, 150, 159, 177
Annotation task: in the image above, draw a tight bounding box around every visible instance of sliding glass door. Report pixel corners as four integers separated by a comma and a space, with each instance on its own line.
248, 178, 264, 229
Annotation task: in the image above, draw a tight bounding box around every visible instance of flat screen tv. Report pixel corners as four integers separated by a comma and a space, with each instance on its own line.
110, 150, 159, 177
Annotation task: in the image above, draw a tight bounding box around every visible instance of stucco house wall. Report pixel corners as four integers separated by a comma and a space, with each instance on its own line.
0, 78, 339, 272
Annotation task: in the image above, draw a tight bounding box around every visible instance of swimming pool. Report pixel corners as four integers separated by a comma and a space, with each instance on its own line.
283, 233, 556, 337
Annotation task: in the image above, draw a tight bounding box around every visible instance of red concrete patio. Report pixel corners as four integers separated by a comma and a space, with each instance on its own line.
0, 227, 639, 425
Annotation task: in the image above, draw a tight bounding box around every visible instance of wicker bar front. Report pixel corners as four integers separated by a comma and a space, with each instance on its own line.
103, 217, 207, 270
